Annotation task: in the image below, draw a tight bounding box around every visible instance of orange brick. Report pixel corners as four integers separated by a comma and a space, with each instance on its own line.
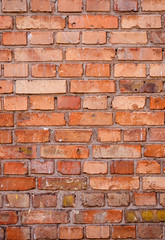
0, 113, 13, 127
31, 64, 56, 78
69, 112, 112, 126
41, 145, 89, 159
0, 131, 12, 144
0, 177, 35, 190
141, 0, 165, 11
112, 226, 136, 239
59, 64, 83, 77
4, 162, 27, 175
150, 128, 165, 141
83, 96, 107, 109
4, 64, 28, 77
16, 16, 65, 29
86, 63, 110, 77
114, 63, 146, 78
56, 32, 80, 44
4, 96, 27, 111
0, 50, 12, 62
57, 96, 81, 110
71, 80, 115, 93
86, 226, 110, 239
144, 145, 165, 157
87, 0, 110, 11
134, 193, 156, 206
58, 0, 82, 12
110, 31, 147, 44
112, 96, 145, 110
123, 128, 147, 142
30, 0, 53, 12
90, 177, 139, 190
150, 97, 165, 109
14, 48, 62, 62
69, 15, 118, 29
0, 16, 12, 29
82, 31, 106, 44
0, 146, 36, 159
30, 96, 54, 110
17, 113, 65, 126
66, 48, 115, 61
98, 129, 121, 142
7, 227, 29, 240
116, 112, 164, 125
83, 161, 107, 174
143, 177, 165, 190
111, 161, 134, 174
0, 81, 13, 94
121, 15, 161, 29
58, 161, 81, 175
5, 194, 29, 208
59, 227, 83, 239
15, 129, 50, 143
2, 0, 27, 12
150, 64, 165, 77
29, 32, 53, 45
55, 129, 92, 142
114, 0, 138, 11
31, 160, 54, 174
136, 160, 161, 174
3, 32, 27, 45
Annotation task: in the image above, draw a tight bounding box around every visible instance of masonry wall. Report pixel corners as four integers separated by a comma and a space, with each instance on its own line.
0, 0, 165, 239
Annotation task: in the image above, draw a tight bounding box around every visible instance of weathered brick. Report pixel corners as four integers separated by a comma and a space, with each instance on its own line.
15, 129, 50, 143
62, 194, 75, 207
83, 161, 107, 174
56, 32, 80, 44
55, 129, 92, 142
6, 227, 30, 240
83, 96, 107, 109
0, 211, 17, 225
33, 226, 57, 240
110, 31, 147, 44
108, 193, 130, 206
57, 96, 81, 110
69, 15, 118, 29
125, 209, 165, 222
98, 129, 121, 142
86, 63, 110, 77
150, 128, 165, 141
32, 194, 57, 208
90, 177, 139, 190
4, 96, 27, 110
111, 161, 134, 174
123, 128, 147, 142
112, 226, 136, 239
2, 0, 27, 12
150, 31, 165, 44
150, 97, 165, 109
138, 225, 163, 239
150, 64, 165, 77
31, 160, 54, 174
29, 32, 53, 45
82, 193, 105, 207
4, 162, 28, 175
0, 177, 35, 191
30, 96, 55, 110
41, 145, 89, 159
57, 161, 81, 175
134, 193, 156, 206
0, 16, 12, 29
136, 160, 161, 174
59, 64, 83, 77
3, 32, 27, 46
144, 145, 165, 157
0, 131, 12, 144
86, 226, 110, 239
114, 0, 138, 11
59, 227, 83, 239
58, 0, 82, 12
160, 194, 165, 206
143, 177, 165, 190
112, 96, 145, 110
30, 0, 53, 12
31, 64, 56, 78
82, 31, 106, 44
114, 63, 146, 78
87, 0, 110, 11
141, 0, 165, 11
5, 194, 29, 208
0, 146, 36, 159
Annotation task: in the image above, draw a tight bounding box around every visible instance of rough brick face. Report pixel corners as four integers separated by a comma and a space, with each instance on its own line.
0, 1, 164, 239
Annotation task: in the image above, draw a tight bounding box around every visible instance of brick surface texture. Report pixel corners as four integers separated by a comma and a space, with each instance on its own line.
0, 0, 165, 239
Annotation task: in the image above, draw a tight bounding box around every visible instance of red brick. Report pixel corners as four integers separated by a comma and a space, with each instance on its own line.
150, 97, 165, 109
0, 49, 12, 62
15, 129, 50, 143
0, 16, 12, 29
4, 162, 27, 175
33, 194, 57, 208
150, 128, 165, 141
3, 32, 27, 46
74, 209, 122, 223
0, 131, 12, 144
38, 177, 87, 190
6, 227, 30, 240
98, 129, 121, 142
83, 96, 107, 109
14, 48, 62, 62
123, 128, 147, 142
82, 31, 106, 44
21, 210, 68, 224
59, 64, 83, 77
136, 160, 161, 174
33, 226, 57, 240
86, 63, 110, 77
2, 0, 27, 12
114, 63, 146, 78
160, 194, 165, 206
4, 97, 27, 110
4, 64, 28, 77
110, 31, 147, 44
57, 161, 81, 175
138, 225, 163, 239
0, 211, 17, 225
0, 81, 13, 94
121, 15, 161, 29
112, 96, 145, 110
83, 161, 107, 174
108, 193, 130, 206
143, 177, 165, 190
114, 0, 138, 11
90, 177, 139, 190
16, 16, 65, 29
30, 96, 55, 110
0, 113, 13, 127
58, 96, 81, 110
0, 146, 36, 159
30, 0, 53, 12
56, 32, 80, 44
59, 227, 83, 239
30, 32, 53, 45
150, 64, 165, 77
69, 112, 112, 126
141, 0, 165, 11
17, 113, 65, 126
111, 161, 134, 174
150, 31, 165, 44
116, 112, 164, 125
112, 226, 136, 239
58, 0, 82, 12
87, 0, 110, 11
134, 193, 156, 206
71, 80, 115, 93
82, 193, 105, 207
93, 145, 141, 158
31, 64, 56, 78
31, 160, 54, 174
55, 129, 92, 142
86, 226, 110, 239
0, 177, 35, 191
41, 145, 89, 159
144, 145, 165, 157
5, 194, 29, 208
69, 15, 118, 29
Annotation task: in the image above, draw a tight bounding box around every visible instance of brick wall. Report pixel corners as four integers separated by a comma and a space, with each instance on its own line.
0, 0, 165, 239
